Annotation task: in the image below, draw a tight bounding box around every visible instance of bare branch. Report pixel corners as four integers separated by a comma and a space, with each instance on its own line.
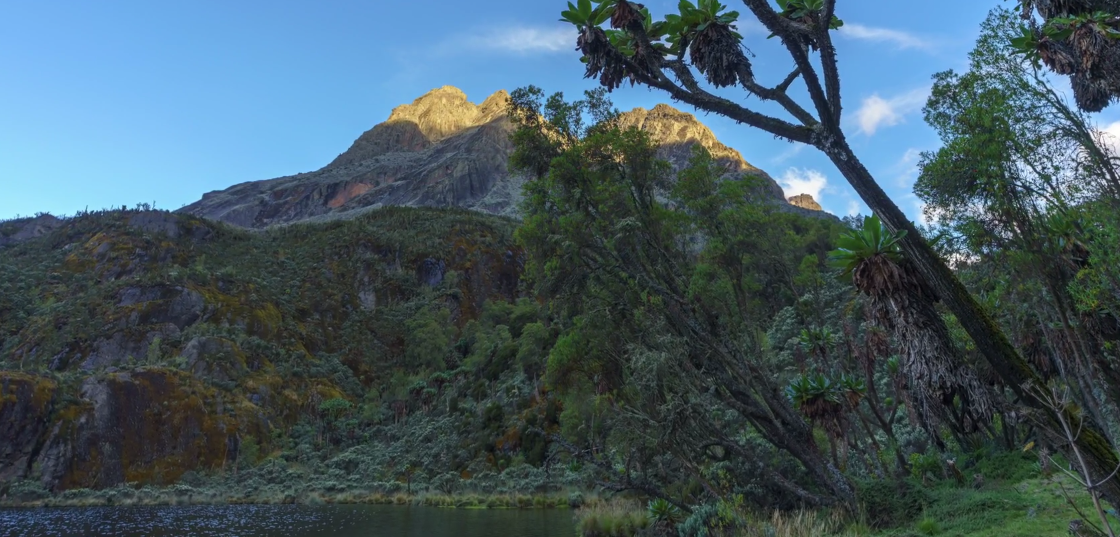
610, 28, 816, 143
623, 57, 815, 143
739, 0, 834, 126
817, 0, 843, 127
776, 68, 801, 93
738, 65, 818, 126
736, 0, 808, 40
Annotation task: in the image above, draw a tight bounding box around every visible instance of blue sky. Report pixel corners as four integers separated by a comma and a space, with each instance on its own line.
2, 0, 1118, 222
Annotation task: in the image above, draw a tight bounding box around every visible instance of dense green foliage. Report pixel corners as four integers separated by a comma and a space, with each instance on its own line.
0, 206, 582, 501
506, 85, 954, 515
4, 4, 1120, 536
536, 3, 1120, 535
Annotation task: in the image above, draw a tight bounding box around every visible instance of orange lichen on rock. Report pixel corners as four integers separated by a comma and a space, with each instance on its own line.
0, 373, 57, 483
327, 182, 375, 208
189, 284, 283, 339
36, 368, 266, 491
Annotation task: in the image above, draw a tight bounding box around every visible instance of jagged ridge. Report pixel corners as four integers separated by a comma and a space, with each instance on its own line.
180, 86, 805, 228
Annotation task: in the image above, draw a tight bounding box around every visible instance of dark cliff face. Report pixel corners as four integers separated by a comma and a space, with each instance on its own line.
178, 86, 799, 228
0, 208, 525, 494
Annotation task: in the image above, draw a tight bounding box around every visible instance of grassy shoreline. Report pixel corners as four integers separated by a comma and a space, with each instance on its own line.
0, 488, 580, 510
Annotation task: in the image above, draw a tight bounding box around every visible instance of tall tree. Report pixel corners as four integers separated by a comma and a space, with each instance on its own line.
830, 215, 994, 446
510, 86, 855, 505
1011, 0, 1120, 112
555, 0, 1120, 498
920, 8, 1120, 448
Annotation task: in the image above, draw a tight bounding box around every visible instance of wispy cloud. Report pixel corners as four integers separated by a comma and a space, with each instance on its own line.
894, 148, 924, 188
769, 143, 806, 165
778, 168, 830, 200
444, 25, 576, 55
838, 23, 932, 51
854, 88, 930, 136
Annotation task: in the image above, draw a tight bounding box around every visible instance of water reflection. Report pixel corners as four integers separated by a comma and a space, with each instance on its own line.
0, 504, 576, 537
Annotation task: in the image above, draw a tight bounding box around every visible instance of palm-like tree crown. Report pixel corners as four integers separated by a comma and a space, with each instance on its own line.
828, 214, 907, 279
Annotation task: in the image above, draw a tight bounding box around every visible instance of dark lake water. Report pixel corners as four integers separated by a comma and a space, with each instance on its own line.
0, 504, 577, 537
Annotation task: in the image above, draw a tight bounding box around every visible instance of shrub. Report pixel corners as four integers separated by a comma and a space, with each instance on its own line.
916, 516, 941, 535
432, 472, 459, 494
971, 451, 1036, 483
856, 479, 930, 529
646, 498, 684, 526
569, 491, 586, 508
6, 480, 50, 502
576, 499, 650, 537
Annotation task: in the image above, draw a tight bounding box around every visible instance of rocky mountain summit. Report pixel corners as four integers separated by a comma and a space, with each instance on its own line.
787, 194, 823, 212
180, 86, 817, 228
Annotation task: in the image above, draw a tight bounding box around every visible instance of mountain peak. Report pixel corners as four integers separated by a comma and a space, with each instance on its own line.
327, 87, 511, 169
617, 102, 760, 176
479, 89, 511, 116
182, 87, 802, 228
787, 193, 823, 211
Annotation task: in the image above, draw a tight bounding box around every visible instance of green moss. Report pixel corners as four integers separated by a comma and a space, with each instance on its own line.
0, 372, 55, 410
0, 207, 554, 501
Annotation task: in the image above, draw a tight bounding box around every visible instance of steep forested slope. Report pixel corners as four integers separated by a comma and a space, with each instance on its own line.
0, 207, 563, 498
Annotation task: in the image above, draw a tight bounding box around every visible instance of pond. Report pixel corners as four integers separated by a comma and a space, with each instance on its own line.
0, 504, 578, 537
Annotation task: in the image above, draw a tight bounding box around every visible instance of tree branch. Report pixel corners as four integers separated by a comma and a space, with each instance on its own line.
738, 66, 818, 126
739, 0, 834, 126
631, 57, 815, 143
817, 0, 843, 127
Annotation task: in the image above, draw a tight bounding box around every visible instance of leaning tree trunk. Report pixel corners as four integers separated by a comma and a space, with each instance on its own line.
663, 302, 858, 507
556, 0, 1120, 498
823, 136, 1120, 501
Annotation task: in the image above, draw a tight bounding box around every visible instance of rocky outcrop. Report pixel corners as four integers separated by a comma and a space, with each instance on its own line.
181, 337, 248, 383
180, 86, 797, 227
787, 194, 823, 211
0, 214, 63, 249
34, 369, 263, 491
0, 374, 56, 484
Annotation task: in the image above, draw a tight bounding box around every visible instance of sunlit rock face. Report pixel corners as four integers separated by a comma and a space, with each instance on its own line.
179, 86, 799, 227
787, 193, 823, 212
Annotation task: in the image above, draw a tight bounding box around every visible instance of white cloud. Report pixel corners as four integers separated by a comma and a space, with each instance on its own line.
1101, 121, 1120, 159
854, 88, 930, 135
913, 198, 953, 228
449, 25, 575, 55
846, 199, 861, 217
838, 23, 932, 51
894, 148, 923, 188
779, 168, 830, 200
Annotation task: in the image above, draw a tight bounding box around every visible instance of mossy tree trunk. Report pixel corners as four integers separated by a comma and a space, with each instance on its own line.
824, 141, 1120, 501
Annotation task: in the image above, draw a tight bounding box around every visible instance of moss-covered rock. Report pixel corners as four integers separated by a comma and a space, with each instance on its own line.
0, 207, 553, 496
0, 372, 56, 483
34, 368, 265, 491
